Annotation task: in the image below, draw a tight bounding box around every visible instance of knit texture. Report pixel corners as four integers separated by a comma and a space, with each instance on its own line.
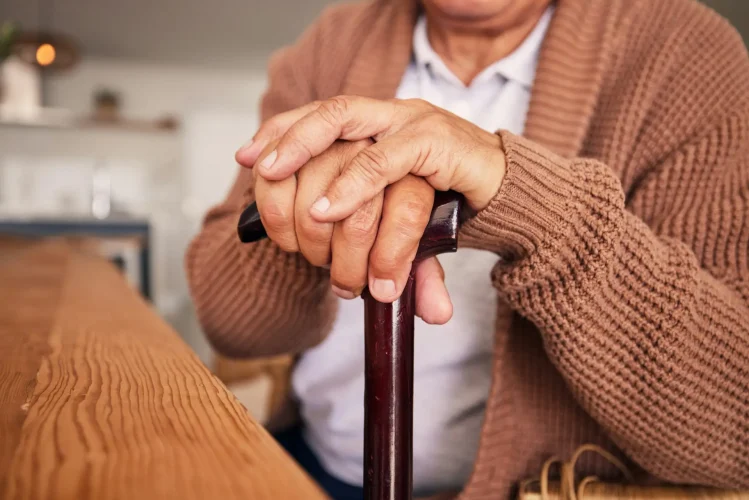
185, 0, 749, 498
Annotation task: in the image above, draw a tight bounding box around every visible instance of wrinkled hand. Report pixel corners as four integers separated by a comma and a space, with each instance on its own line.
237, 96, 506, 314
246, 138, 453, 325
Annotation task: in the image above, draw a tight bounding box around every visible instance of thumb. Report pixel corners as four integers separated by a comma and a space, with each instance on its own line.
415, 256, 452, 325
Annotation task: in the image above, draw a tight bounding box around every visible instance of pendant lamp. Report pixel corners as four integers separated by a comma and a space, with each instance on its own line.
10, 0, 80, 70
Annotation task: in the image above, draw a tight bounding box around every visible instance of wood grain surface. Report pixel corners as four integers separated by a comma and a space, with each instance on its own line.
0, 241, 327, 500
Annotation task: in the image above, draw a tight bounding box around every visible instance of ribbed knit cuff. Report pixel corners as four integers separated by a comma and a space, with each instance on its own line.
185, 203, 334, 358
461, 130, 575, 260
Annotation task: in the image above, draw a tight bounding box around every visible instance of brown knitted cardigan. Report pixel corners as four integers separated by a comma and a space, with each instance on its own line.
185, 0, 749, 497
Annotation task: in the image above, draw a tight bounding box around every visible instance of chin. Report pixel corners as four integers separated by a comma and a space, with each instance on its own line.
422, 0, 515, 20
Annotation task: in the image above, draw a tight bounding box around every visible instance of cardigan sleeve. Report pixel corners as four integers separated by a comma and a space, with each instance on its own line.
461, 119, 749, 487
184, 19, 336, 359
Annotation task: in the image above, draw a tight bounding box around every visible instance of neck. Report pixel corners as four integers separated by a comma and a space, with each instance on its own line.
424, 1, 551, 85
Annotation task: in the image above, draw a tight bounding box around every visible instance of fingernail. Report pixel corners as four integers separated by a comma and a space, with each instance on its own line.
238, 139, 253, 151
370, 279, 396, 298
260, 149, 278, 170
311, 196, 330, 214
331, 285, 355, 300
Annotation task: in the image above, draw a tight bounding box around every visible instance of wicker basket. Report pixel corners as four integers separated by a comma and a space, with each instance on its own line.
518, 445, 749, 500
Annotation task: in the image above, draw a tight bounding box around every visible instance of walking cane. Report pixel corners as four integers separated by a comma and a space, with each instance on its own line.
238, 190, 464, 500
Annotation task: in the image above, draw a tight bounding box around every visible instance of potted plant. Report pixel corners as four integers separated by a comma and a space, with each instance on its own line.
0, 22, 19, 100
0, 22, 18, 61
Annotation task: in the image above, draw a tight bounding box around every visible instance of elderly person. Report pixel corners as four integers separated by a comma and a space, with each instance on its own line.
186, 0, 749, 498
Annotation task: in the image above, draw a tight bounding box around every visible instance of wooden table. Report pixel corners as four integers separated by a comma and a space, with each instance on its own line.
0, 241, 327, 500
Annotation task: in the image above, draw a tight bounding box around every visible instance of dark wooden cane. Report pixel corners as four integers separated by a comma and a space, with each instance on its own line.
238, 191, 463, 500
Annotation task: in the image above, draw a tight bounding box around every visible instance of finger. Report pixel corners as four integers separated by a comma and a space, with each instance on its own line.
329, 192, 384, 298
255, 96, 402, 180
255, 177, 299, 252
254, 141, 299, 252
293, 149, 345, 267
310, 134, 442, 223
415, 257, 452, 325
235, 100, 322, 168
367, 176, 434, 303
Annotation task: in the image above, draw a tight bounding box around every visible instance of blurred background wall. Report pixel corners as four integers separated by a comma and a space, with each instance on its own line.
0, 0, 336, 369
0, 0, 746, 367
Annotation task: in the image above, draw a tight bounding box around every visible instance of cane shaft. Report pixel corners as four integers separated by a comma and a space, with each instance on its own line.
363, 273, 415, 500
237, 190, 463, 500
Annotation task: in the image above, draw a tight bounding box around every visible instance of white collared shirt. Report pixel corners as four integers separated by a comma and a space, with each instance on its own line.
292, 7, 553, 495
404, 9, 548, 133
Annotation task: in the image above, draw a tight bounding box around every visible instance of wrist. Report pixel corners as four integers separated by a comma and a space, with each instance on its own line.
460, 130, 572, 258
464, 131, 506, 211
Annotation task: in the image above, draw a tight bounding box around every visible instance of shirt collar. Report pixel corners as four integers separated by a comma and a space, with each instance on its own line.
412, 6, 554, 88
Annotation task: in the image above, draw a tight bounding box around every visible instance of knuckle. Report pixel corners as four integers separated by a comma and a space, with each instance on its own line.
316, 107, 338, 130
424, 109, 450, 128
392, 194, 431, 234
404, 195, 432, 221
394, 212, 426, 236
328, 96, 351, 116
318, 96, 350, 126
258, 201, 290, 232
330, 269, 366, 292
372, 248, 404, 275
343, 205, 379, 244
296, 221, 331, 265
276, 238, 299, 253
345, 222, 376, 243
353, 147, 389, 175
401, 98, 436, 119
261, 118, 282, 139
403, 97, 430, 109
300, 247, 329, 267
284, 126, 315, 157
297, 218, 332, 246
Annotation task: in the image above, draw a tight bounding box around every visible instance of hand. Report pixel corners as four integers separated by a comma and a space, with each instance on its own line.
236, 96, 506, 221
249, 138, 453, 324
